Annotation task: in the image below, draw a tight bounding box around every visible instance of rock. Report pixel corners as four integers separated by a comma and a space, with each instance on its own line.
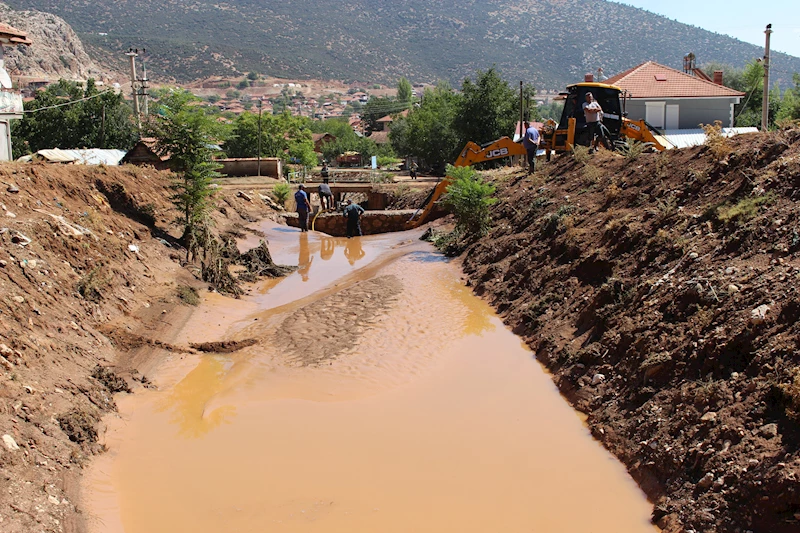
5, 211, 16, 218
128, 244, 140, 254
2, 434, 19, 451
713, 476, 725, 490
237, 191, 253, 202
750, 304, 770, 325
7, 184, 19, 194
697, 472, 714, 489
12, 296, 24, 304
701, 411, 718, 423
689, 252, 699, 259
10, 231, 31, 246
727, 284, 739, 293
591, 373, 606, 386
48, 495, 60, 505
759, 423, 778, 439
0, 259, 6, 267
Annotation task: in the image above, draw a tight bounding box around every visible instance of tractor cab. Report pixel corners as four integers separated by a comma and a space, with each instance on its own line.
557, 82, 624, 147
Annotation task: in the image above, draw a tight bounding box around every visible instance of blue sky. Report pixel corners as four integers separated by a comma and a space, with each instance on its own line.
609, 1, 800, 58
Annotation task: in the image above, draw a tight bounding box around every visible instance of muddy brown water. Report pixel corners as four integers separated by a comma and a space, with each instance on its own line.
84, 223, 657, 533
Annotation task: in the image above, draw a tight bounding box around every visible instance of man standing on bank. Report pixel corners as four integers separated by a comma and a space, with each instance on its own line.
582, 92, 604, 153
342, 199, 365, 238
295, 184, 312, 232
522, 121, 540, 174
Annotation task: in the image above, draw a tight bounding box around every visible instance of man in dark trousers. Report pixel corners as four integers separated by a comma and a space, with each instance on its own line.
294, 184, 311, 232
522, 121, 540, 174
342, 199, 365, 238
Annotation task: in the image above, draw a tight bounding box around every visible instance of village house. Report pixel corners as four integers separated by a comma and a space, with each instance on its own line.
0, 22, 31, 161
120, 138, 171, 170
603, 61, 745, 130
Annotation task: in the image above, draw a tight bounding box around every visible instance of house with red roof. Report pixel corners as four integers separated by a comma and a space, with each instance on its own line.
603, 61, 745, 130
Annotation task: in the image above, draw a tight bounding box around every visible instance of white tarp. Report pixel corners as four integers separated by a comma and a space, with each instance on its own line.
661, 127, 759, 149
18, 148, 127, 165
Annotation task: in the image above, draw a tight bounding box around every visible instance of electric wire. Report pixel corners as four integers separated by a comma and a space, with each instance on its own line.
23, 90, 116, 113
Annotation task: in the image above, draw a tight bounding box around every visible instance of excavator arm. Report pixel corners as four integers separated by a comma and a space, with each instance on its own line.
453, 136, 528, 167
408, 137, 527, 228
619, 119, 670, 151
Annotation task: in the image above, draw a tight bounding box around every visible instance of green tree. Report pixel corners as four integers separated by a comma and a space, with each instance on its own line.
148, 89, 223, 258
12, 79, 137, 158
442, 164, 497, 236
247, 72, 259, 81
776, 73, 800, 123
397, 77, 413, 103
390, 82, 462, 174
455, 67, 517, 146
361, 96, 410, 132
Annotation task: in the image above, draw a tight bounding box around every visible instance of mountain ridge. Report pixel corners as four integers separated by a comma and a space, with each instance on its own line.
4, 0, 799, 90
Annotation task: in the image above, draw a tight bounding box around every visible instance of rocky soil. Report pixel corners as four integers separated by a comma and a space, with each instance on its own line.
0, 2, 109, 81
0, 162, 280, 532
461, 130, 800, 533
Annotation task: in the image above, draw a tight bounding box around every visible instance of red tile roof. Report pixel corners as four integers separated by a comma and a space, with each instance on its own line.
0, 23, 32, 46
604, 61, 744, 99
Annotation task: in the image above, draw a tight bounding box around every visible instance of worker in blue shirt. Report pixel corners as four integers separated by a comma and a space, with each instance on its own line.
294, 184, 311, 232
342, 199, 365, 238
522, 121, 540, 174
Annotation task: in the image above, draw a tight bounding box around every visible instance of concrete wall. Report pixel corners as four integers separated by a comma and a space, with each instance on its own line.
217, 158, 282, 178
625, 98, 737, 129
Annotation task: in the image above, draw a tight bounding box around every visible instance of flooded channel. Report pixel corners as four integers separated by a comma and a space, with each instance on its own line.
85, 223, 656, 533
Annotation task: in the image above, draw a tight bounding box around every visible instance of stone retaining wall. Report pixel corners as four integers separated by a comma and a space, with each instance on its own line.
283, 210, 419, 236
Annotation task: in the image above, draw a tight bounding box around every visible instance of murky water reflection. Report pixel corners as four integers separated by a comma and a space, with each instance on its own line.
84, 224, 656, 533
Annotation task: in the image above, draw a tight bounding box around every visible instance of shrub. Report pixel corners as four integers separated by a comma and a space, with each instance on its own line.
272, 182, 291, 205
572, 144, 591, 164
702, 121, 732, 160
442, 164, 496, 236
582, 164, 603, 184
617, 138, 647, 161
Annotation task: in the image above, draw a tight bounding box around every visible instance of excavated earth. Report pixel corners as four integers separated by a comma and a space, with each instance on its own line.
461, 129, 800, 533
0, 162, 280, 532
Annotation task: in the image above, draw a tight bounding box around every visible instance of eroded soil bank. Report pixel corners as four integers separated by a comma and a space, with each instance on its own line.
83, 227, 657, 533
459, 129, 800, 533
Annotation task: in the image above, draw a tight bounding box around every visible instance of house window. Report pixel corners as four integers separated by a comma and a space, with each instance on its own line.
646, 101, 666, 129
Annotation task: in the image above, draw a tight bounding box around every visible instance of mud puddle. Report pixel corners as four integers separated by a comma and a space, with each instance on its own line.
84, 226, 656, 533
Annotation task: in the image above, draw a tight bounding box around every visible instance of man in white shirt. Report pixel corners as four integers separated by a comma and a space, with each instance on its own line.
582, 92, 604, 152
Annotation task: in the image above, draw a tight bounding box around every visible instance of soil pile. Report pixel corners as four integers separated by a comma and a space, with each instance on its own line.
0, 162, 280, 532
462, 130, 800, 533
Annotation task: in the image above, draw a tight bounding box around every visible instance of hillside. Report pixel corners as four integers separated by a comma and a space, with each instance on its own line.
458, 131, 800, 532
0, 3, 109, 81
5, 0, 799, 90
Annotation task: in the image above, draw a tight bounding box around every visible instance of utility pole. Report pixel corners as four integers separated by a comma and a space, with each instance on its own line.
761, 24, 772, 132
519, 80, 524, 138
257, 98, 263, 177
140, 49, 149, 118
126, 49, 141, 133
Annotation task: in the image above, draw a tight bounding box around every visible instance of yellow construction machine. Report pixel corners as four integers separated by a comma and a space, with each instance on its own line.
407, 137, 526, 227
540, 82, 669, 156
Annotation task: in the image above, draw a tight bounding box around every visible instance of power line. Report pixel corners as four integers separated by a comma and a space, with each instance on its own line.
23, 90, 116, 113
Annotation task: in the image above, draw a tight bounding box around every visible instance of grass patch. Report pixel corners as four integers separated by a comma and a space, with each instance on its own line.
77, 267, 111, 302
617, 138, 647, 161
177, 284, 201, 306
272, 182, 291, 205
716, 193, 775, 224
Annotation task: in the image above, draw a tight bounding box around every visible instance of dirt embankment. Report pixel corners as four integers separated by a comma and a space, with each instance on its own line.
461, 130, 800, 533
0, 162, 280, 532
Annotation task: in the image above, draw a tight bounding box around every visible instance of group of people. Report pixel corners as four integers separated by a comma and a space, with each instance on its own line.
294, 181, 364, 238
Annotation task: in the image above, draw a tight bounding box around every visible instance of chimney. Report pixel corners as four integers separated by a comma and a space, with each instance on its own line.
713, 70, 724, 85
584, 72, 594, 83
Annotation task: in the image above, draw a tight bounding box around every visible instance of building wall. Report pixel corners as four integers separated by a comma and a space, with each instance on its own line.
217, 158, 282, 178
624, 98, 738, 129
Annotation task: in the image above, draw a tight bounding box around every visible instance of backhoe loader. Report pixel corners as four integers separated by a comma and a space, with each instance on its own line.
540, 82, 670, 156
